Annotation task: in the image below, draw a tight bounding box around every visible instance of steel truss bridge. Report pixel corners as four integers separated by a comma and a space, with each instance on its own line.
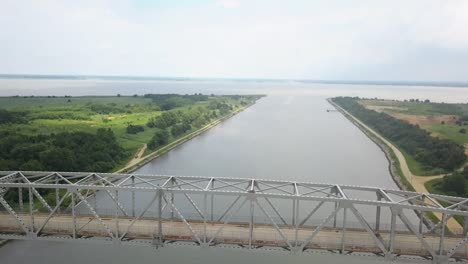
1, 172, 468, 263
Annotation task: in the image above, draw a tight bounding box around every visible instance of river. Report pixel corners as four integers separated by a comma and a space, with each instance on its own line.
1, 78, 467, 263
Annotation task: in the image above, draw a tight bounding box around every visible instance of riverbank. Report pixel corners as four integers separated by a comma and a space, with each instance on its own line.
115, 101, 259, 174
328, 98, 462, 232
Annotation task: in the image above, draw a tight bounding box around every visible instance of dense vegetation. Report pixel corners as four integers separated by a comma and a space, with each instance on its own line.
333, 97, 466, 172
0, 128, 126, 172
427, 167, 468, 198
143, 93, 208, 110
0, 109, 27, 124
148, 129, 170, 150
126, 124, 145, 134
0, 94, 262, 173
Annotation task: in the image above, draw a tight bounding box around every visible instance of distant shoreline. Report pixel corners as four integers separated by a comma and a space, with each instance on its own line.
1, 74, 468, 88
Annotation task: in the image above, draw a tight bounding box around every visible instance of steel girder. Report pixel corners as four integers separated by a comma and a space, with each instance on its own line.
0, 171, 468, 263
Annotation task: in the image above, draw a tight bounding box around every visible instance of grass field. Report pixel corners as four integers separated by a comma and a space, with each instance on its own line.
422, 124, 468, 146
359, 99, 468, 116
360, 98, 467, 175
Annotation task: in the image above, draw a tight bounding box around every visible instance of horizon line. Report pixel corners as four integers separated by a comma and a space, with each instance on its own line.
1, 73, 468, 88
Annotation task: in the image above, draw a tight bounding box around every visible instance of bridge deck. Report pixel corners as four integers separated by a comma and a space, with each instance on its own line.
1, 213, 468, 259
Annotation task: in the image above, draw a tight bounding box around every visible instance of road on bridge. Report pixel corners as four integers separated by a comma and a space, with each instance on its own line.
1, 213, 467, 259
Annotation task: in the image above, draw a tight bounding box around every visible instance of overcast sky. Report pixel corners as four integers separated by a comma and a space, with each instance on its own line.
1, 0, 468, 81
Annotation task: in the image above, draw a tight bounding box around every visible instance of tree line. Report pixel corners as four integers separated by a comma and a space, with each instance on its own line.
0, 128, 126, 172
433, 167, 468, 197
333, 97, 466, 172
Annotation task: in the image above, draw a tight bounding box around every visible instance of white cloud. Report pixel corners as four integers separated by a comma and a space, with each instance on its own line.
0, 0, 468, 81
216, 0, 240, 9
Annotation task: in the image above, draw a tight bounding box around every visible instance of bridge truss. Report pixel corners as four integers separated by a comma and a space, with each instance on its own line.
1, 171, 468, 263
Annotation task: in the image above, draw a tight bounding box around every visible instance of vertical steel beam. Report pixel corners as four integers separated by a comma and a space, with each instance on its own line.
28, 187, 34, 233
93, 191, 98, 213
71, 192, 76, 239
294, 199, 300, 247
158, 190, 163, 244
292, 197, 296, 226
333, 188, 338, 228
114, 190, 119, 240
341, 207, 347, 253
132, 176, 135, 217
204, 193, 207, 243
419, 196, 425, 234
389, 210, 396, 254
170, 179, 175, 220
439, 213, 447, 256
55, 178, 59, 213
18, 187, 23, 212
210, 180, 214, 222
419, 210, 423, 234
375, 192, 381, 232
249, 197, 254, 248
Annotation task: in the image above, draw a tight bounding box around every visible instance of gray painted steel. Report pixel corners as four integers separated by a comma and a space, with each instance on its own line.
1, 171, 468, 263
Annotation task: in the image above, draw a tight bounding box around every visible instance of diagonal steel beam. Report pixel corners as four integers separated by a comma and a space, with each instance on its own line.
398, 210, 437, 258
120, 193, 159, 239
166, 193, 202, 245
349, 205, 388, 255
299, 200, 326, 226
255, 199, 293, 249
35, 191, 70, 234
209, 197, 249, 244
299, 206, 340, 251
0, 195, 30, 233
74, 190, 114, 239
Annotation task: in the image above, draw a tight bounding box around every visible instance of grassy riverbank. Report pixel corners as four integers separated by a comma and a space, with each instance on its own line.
330, 97, 463, 230
360, 98, 468, 176
0, 94, 264, 174
116, 101, 257, 173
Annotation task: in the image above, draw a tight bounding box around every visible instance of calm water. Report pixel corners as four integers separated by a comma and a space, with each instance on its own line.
1, 78, 467, 263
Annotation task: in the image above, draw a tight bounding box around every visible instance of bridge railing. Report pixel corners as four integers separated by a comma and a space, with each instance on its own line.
2, 171, 468, 264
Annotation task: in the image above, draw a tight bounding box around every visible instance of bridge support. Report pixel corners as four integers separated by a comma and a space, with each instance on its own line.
156, 189, 164, 245
131, 176, 135, 217
375, 192, 381, 232
18, 187, 23, 211
28, 187, 34, 233
71, 191, 77, 239
341, 207, 347, 253
248, 194, 255, 248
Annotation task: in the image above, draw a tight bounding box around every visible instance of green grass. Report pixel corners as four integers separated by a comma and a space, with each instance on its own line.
359, 99, 468, 116
422, 124, 468, 146
400, 149, 446, 176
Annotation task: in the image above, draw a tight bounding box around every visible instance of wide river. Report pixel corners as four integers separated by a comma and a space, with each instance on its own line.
1, 78, 467, 263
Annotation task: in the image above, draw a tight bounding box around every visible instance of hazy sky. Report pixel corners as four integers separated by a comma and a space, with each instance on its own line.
1, 0, 468, 81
